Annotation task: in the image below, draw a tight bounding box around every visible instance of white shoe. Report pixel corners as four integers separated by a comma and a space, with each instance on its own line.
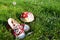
20, 12, 34, 22
8, 18, 25, 39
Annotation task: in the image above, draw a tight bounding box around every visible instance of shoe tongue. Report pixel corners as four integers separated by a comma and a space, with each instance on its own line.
16, 24, 24, 30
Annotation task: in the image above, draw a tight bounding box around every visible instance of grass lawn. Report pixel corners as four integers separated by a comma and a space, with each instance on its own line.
0, 0, 60, 40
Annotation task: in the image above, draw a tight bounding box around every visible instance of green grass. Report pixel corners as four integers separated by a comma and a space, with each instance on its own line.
0, 0, 60, 40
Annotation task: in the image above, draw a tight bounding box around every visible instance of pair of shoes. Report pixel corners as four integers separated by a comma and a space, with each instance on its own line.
7, 12, 34, 39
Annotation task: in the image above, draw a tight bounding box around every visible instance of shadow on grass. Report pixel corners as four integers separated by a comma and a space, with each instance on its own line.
0, 20, 10, 31
0, 20, 17, 39
0, 20, 7, 26
16, 12, 21, 21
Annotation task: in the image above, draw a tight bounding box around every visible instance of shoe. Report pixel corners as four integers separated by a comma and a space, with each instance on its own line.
8, 18, 25, 39
20, 12, 34, 22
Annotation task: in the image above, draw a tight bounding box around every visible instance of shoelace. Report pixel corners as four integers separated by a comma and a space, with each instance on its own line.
13, 24, 24, 36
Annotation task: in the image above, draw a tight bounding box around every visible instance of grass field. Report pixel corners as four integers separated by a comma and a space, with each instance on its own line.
0, 0, 60, 40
